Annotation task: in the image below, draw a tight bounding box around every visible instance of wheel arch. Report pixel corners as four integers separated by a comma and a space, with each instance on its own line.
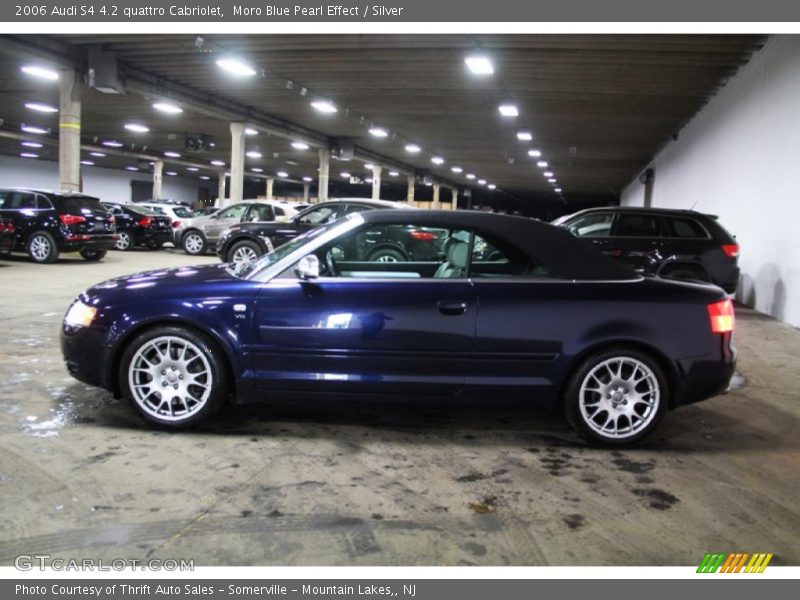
559, 339, 680, 410
108, 318, 237, 401
657, 259, 708, 279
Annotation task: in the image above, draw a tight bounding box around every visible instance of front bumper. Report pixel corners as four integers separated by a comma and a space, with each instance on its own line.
61, 324, 113, 391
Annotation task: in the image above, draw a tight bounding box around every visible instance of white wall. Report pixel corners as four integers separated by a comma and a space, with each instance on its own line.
0, 155, 213, 205
621, 35, 800, 327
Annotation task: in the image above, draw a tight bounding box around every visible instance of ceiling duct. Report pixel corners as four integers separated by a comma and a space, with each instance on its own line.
88, 48, 125, 94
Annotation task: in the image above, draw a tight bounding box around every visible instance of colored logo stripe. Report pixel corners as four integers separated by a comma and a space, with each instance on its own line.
697, 552, 773, 573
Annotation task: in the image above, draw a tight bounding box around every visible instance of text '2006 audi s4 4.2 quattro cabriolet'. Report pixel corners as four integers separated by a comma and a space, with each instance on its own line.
61, 210, 736, 445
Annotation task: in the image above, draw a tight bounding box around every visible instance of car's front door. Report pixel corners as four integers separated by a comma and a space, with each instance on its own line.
607, 212, 663, 273
204, 204, 249, 239
250, 221, 477, 396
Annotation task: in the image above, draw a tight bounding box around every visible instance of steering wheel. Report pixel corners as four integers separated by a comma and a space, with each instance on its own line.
325, 250, 339, 277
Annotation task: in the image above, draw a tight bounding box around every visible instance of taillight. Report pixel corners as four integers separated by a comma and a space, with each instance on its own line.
138, 216, 153, 227
708, 298, 735, 333
172, 220, 181, 228
59, 214, 86, 226
7, 222, 13, 233
410, 230, 437, 241
722, 244, 739, 258
0, 223, 6, 233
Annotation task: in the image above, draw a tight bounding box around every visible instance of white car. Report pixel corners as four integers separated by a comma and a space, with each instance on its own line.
137, 202, 198, 246
261, 200, 299, 222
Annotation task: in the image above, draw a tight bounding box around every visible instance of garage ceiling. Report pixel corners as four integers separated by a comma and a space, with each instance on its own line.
0, 34, 766, 208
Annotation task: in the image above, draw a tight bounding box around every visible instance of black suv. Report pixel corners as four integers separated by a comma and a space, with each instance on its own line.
0, 188, 116, 263
216, 199, 415, 265
553, 207, 740, 293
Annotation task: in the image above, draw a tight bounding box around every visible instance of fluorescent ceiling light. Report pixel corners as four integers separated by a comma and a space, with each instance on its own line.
365, 178, 373, 183
340, 172, 351, 178
20, 152, 38, 158
277, 171, 289, 178
90, 151, 106, 157
478, 179, 487, 185
388, 171, 399, 177
21, 125, 48, 135
166, 171, 177, 176
554, 188, 562, 193
125, 166, 139, 171
153, 102, 183, 114
25, 102, 58, 113
548, 178, 557, 183
124, 123, 149, 133
528, 149, 542, 157
311, 100, 337, 114
246, 151, 262, 158
186, 167, 199, 172
291, 141, 309, 150
80, 160, 94, 166
245, 128, 258, 136
537, 161, 548, 168
517, 131, 533, 141
164, 151, 181, 158
21, 65, 58, 81
498, 104, 519, 117
199, 175, 211, 180
251, 167, 264, 173
543, 171, 554, 177
466, 173, 476, 180
451, 166, 463, 173
21, 141, 43, 148
369, 127, 388, 138
210, 160, 226, 166
431, 157, 444, 165
216, 57, 256, 77
303, 176, 313, 182
404, 143, 421, 153
488, 184, 497, 190
465, 55, 494, 75
102, 140, 123, 147
364, 163, 374, 170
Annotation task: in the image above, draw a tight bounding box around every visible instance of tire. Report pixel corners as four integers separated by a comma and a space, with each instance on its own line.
564, 347, 668, 446
146, 240, 164, 250
662, 266, 709, 283
80, 249, 107, 261
119, 326, 229, 428
228, 240, 262, 267
115, 231, 133, 251
27, 231, 59, 263
367, 247, 406, 263
182, 231, 207, 255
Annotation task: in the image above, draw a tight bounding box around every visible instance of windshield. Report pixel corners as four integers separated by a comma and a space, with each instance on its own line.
236, 218, 355, 280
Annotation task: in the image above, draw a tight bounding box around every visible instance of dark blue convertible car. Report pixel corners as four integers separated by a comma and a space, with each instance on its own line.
61, 210, 736, 444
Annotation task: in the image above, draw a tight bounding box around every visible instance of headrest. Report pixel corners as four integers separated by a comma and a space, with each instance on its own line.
447, 239, 469, 269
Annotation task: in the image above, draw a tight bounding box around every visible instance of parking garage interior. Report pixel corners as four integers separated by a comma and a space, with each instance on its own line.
0, 33, 799, 566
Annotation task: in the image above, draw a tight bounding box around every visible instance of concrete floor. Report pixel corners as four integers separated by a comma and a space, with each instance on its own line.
0, 248, 798, 566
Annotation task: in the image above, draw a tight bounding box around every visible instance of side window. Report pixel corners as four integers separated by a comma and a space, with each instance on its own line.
665, 217, 709, 238
217, 204, 249, 220
566, 213, 614, 238
469, 232, 550, 279
248, 204, 275, 222
273, 206, 285, 217
5, 192, 37, 210
614, 213, 661, 237
297, 205, 343, 225
0, 191, 9, 209
35, 195, 54, 210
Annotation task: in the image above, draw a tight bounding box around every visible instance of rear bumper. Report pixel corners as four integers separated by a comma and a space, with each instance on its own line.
672, 333, 736, 407
60, 235, 117, 253
134, 230, 173, 245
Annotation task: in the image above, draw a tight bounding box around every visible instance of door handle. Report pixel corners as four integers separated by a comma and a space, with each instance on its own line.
437, 300, 468, 315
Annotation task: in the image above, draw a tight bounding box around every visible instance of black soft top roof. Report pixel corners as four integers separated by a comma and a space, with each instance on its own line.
360, 209, 638, 281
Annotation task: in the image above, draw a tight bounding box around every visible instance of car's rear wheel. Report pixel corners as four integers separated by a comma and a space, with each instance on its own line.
564, 348, 667, 445
27, 231, 59, 263
368, 247, 406, 262
80, 249, 107, 261
228, 240, 261, 267
182, 231, 207, 255
120, 326, 228, 428
115, 231, 133, 251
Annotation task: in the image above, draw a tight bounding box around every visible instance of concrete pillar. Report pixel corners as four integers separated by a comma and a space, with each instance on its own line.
318, 148, 331, 202
58, 68, 82, 193
432, 183, 441, 209
217, 172, 227, 204
452, 187, 459, 210
406, 175, 415, 205
152, 160, 164, 200
303, 183, 310, 203
266, 178, 274, 200
229, 122, 246, 205
371, 165, 382, 200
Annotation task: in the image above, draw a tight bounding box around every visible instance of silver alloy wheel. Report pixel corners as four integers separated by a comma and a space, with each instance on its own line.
578, 356, 660, 440
29, 234, 51, 261
184, 233, 204, 254
375, 254, 399, 263
128, 335, 213, 423
231, 245, 258, 266
116, 231, 131, 251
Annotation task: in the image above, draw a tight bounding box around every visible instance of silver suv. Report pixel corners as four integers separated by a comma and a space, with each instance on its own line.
179, 200, 276, 255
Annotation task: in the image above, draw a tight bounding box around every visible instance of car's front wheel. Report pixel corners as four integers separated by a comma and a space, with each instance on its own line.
120, 326, 229, 428
564, 348, 667, 445
182, 231, 207, 255
27, 231, 59, 263
228, 240, 262, 267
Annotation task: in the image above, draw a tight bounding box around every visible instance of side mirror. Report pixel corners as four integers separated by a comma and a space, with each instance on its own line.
294, 254, 320, 280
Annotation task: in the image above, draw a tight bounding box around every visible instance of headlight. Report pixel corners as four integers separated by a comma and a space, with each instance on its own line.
64, 300, 97, 328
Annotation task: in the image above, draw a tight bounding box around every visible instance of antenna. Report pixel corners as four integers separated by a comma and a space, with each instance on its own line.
689, 200, 699, 211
